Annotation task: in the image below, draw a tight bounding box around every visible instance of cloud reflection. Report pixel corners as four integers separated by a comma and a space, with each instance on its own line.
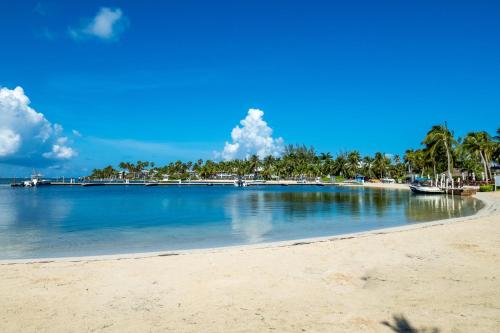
226, 191, 273, 243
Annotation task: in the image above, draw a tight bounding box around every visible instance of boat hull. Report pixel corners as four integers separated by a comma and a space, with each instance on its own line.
409, 185, 444, 194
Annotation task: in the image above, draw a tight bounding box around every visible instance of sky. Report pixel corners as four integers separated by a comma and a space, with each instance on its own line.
0, 0, 499, 177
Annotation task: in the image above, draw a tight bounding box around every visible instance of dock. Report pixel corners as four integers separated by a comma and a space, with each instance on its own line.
49, 181, 337, 187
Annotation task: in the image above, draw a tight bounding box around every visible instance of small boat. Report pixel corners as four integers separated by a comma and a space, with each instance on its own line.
145, 182, 159, 187
11, 173, 51, 187
234, 179, 247, 187
409, 184, 444, 194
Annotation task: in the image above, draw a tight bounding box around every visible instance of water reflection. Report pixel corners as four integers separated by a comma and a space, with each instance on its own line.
0, 187, 73, 228
0, 187, 74, 258
226, 192, 273, 243
0, 186, 484, 259
405, 194, 481, 222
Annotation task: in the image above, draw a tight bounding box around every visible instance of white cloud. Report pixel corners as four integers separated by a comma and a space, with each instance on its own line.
0, 86, 77, 164
0, 129, 21, 156
72, 129, 82, 137
69, 7, 128, 41
43, 144, 77, 160
219, 108, 284, 160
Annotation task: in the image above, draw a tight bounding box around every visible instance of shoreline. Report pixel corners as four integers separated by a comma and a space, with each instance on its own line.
0, 185, 487, 265
0, 192, 498, 332
27, 179, 412, 189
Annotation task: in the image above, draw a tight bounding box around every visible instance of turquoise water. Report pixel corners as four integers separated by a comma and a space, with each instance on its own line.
0, 184, 483, 260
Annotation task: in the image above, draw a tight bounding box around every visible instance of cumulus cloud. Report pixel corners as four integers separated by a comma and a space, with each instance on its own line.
43, 144, 77, 159
69, 7, 128, 41
219, 109, 284, 160
0, 86, 77, 165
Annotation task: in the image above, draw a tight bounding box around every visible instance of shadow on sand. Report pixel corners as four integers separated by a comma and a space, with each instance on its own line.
381, 314, 440, 333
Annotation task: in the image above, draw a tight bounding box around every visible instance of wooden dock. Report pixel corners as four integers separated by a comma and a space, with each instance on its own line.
443, 187, 477, 196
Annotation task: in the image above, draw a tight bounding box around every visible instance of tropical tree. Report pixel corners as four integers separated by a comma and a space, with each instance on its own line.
404, 149, 416, 174
422, 125, 456, 179
262, 155, 275, 180
372, 152, 389, 178
249, 154, 260, 178
332, 154, 348, 178
319, 152, 332, 161
462, 131, 494, 181
346, 151, 361, 178
493, 128, 500, 163
361, 155, 375, 178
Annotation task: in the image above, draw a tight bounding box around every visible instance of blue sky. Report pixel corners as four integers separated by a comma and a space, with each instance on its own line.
0, 1, 499, 176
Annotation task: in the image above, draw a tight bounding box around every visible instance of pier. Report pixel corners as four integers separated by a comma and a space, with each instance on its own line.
48, 181, 337, 187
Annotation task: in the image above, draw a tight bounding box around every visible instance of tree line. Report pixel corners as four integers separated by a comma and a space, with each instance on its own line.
89, 125, 500, 182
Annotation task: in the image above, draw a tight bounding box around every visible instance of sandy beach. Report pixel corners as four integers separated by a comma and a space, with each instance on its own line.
1, 190, 499, 332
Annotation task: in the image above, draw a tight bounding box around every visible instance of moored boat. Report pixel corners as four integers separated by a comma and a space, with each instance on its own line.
11, 172, 51, 187
234, 179, 247, 187
409, 184, 444, 194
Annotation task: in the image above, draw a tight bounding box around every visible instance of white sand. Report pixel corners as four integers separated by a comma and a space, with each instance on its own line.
0, 192, 499, 332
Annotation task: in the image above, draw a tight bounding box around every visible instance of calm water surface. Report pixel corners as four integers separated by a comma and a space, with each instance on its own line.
0, 184, 483, 259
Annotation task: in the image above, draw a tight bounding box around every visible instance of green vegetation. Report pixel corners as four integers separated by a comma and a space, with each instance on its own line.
479, 185, 494, 192
89, 125, 500, 183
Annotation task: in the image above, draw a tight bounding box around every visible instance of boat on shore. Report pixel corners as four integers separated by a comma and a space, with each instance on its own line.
409, 183, 445, 194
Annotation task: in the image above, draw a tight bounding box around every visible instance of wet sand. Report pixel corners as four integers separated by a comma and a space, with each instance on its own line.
0, 192, 498, 332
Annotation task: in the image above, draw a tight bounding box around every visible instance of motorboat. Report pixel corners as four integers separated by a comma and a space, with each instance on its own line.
234, 179, 248, 187
409, 183, 444, 194
11, 173, 51, 187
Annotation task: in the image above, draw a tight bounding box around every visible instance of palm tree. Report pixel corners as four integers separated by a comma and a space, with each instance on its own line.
493, 128, 500, 163
422, 125, 456, 179
319, 152, 332, 161
391, 154, 405, 180
333, 154, 348, 178
362, 155, 375, 178
346, 151, 361, 178
462, 131, 493, 181
119, 162, 128, 171
249, 154, 260, 179
404, 149, 416, 174
373, 152, 389, 178
262, 155, 275, 180
412, 149, 428, 177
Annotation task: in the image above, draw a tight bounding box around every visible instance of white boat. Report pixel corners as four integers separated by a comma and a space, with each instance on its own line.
234, 179, 248, 187
17, 173, 51, 187
409, 184, 444, 194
